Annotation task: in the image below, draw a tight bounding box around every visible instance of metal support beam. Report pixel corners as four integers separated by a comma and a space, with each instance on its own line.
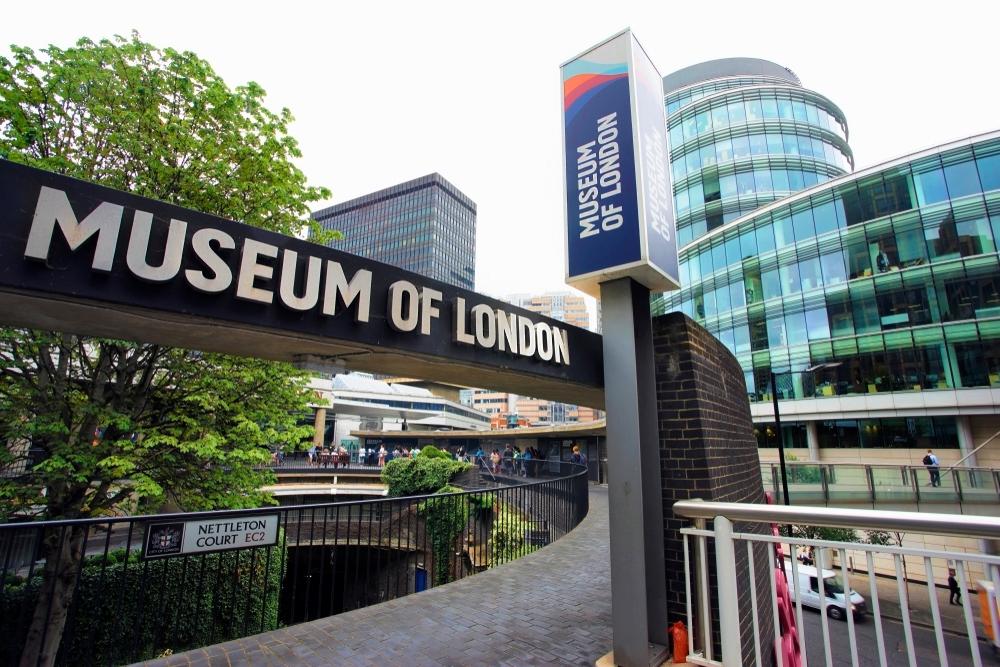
600, 278, 668, 667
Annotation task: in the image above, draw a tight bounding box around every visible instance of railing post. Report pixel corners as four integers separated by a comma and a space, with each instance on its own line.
713, 515, 742, 666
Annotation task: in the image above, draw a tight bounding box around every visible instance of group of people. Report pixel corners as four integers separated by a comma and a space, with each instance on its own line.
476, 444, 543, 477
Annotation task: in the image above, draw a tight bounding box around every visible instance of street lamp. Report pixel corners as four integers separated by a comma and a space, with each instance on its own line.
770, 362, 842, 539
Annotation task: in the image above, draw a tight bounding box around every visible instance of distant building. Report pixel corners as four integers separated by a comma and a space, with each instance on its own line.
311, 173, 476, 290
507, 291, 590, 331
307, 373, 491, 453
471, 293, 600, 426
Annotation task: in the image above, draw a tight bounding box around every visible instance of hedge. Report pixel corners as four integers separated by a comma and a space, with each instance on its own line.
0, 539, 285, 667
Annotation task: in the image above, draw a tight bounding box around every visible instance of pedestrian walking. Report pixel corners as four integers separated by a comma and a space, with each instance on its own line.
923, 449, 941, 487
502, 444, 514, 475
378, 445, 386, 467
948, 570, 962, 605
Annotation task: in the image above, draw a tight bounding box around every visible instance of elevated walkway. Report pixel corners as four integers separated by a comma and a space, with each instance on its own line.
762, 461, 1000, 515
134, 487, 612, 667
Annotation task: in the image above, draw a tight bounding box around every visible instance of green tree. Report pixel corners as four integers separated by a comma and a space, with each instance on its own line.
0, 32, 335, 667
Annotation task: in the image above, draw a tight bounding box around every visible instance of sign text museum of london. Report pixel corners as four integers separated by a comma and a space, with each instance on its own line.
0, 162, 598, 387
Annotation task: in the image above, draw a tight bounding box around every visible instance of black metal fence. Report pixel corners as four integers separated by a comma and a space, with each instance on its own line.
0, 463, 588, 667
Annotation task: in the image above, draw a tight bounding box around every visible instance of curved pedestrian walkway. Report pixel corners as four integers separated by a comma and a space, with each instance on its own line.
134, 487, 612, 667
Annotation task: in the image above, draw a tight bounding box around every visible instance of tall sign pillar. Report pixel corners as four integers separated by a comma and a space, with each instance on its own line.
560, 29, 680, 667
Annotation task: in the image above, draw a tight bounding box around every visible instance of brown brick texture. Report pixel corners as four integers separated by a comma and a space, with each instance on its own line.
653, 312, 776, 665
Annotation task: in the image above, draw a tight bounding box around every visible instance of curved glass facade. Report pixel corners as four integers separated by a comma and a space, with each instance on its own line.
665, 65, 854, 249
652, 132, 1000, 417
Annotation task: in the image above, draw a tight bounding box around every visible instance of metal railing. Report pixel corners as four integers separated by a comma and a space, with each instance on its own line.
761, 461, 1000, 506
674, 500, 1000, 667
0, 463, 588, 667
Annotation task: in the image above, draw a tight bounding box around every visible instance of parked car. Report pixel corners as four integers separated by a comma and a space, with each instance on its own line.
783, 563, 867, 621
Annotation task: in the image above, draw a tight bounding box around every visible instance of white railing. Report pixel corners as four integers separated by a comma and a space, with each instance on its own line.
673, 501, 1000, 667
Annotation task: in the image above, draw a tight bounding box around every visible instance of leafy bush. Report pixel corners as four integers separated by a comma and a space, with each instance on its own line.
490, 502, 538, 566
417, 445, 451, 460
419, 493, 468, 585
0, 541, 284, 667
381, 457, 470, 497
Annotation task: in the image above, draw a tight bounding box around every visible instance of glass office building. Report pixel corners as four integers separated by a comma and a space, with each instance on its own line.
312, 173, 476, 290
653, 58, 1000, 455
663, 58, 854, 249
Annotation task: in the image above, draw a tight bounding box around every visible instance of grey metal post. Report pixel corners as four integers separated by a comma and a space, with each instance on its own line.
600, 277, 669, 667
712, 516, 742, 666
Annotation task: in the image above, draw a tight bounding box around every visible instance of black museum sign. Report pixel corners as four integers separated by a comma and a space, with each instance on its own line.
0, 161, 604, 408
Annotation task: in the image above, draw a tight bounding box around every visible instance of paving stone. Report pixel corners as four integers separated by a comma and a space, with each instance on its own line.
131, 488, 612, 667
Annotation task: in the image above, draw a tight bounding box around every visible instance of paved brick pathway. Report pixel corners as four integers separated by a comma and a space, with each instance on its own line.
134, 487, 612, 667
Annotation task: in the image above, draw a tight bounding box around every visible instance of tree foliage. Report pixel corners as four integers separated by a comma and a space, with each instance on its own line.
0, 32, 333, 667
380, 457, 470, 498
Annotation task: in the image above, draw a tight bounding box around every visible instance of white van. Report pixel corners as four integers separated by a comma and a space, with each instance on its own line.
783, 563, 867, 621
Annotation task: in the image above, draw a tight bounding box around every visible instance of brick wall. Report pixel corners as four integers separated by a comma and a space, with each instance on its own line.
652, 312, 774, 664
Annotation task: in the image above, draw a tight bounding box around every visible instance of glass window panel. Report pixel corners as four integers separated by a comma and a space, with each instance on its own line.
730, 279, 747, 309
786, 312, 809, 345
788, 170, 805, 191
755, 170, 774, 193
700, 248, 713, 276
813, 200, 841, 235
792, 100, 808, 121
716, 284, 732, 313
764, 133, 782, 156
821, 252, 848, 285
678, 223, 693, 248
852, 294, 881, 334
712, 241, 727, 269
772, 169, 790, 192
762, 98, 778, 118
703, 289, 717, 317
925, 212, 963, 262
976, 153, 1000, 191
957, 215, 996, 256
783, 134, 800, 155
675, 189, 689, 211
756, 223, 776, 254
767, 315, 786, 348
773, 212, 794, 247
750, 134, 767, 155
696, 110, 711, 134
688, 182, 704, 207
740, 229, 758, 259
691, 219, 707, 240
762, 268, 781, 300
720, 174, 737, 199
803, 171, 819, 187
670, 124, 684, 147
806, 308, 831, 340
725, 234, 741, 265
827, 291, 855, 337
746, 98, 763, 121
672, 156, 687, 179
811, 137, 826, 159
732, 136, 751, 159
778, 99, 794, 119
734, 325, 751, 354
792, 208, 815, 242
686, 151, 701, 174
700, 144, 717, 168
719, 327, 736, 353
683, 116, 697, 140
779, 262, 801, 294
711, 104, 729, 128
799, 257, 822, 290
797, 135, 814, 158
914, 168, 949, 207
824, 142, 838, 165
944, 161, 983, 199
736, 171, 755, 195
716, 137, 733, 163
806, 104, 819, 125
727, 100, 746, 123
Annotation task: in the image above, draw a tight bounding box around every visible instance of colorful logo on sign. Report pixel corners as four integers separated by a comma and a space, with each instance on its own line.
562, 60, 628, 124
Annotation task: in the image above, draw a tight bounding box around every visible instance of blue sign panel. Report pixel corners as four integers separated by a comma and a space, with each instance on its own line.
561, 30, 680, 298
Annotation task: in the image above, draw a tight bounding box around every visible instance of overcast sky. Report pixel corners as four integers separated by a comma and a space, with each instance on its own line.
3, 0, 998, 315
